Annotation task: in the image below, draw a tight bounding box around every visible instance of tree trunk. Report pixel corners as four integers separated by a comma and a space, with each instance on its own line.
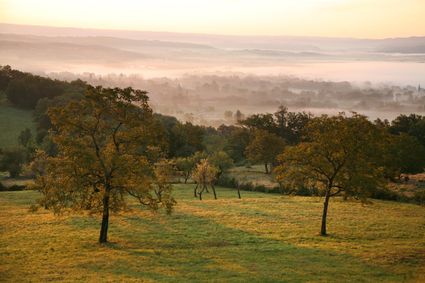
99, 191, 110, 243
264, 163, 269, 174
321, 189, 331, 236
194, 184, 198, 197
211, 184, 217, 200
237, 186, 241, 199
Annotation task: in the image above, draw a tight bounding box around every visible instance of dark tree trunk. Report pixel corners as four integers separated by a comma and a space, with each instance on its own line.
211, 184, 217, 200
237, 186, 241, 199
321, 189, 331, 236
194, 184, 198, 197
264, 163, 269, 174
99, 191, 110, 243
216, 170, 222, 181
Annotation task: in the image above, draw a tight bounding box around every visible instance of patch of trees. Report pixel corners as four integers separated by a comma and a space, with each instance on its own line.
0, 65, 86, 109
0, 128, 36, 178
240, 106, 312, 145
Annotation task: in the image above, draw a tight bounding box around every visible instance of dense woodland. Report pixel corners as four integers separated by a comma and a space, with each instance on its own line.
1, 65, 425, 241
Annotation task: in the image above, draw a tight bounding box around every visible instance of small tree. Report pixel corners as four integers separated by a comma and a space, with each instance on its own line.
18, 128, 36, 161
175, 157, 195, 183
245, 129, 285, 174
275, 113, 384, 236
208, 150, 234, 180
192, 159, 218, 200
33, 86, 175, 243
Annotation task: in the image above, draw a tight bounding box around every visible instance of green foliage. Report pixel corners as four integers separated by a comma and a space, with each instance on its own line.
389, 114, 425, 147
202, 133, 227, 153
208, 150, 234, 179
169, 122, 206, 157
381, 133, 425, 180
245, 129, 285, 174
240, 105, 312, 144
217, 125, 250, 163
0, 65, 87, 109
33, 92, 84, 144
275, 113, 385, 235
175, 156, 196, 183
0, 148, 26, 178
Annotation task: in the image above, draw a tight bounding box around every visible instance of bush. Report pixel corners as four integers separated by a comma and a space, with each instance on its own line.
0, 184, 26, 191
0, 148, 26, 178
413, 190, 425, 205
370, 187, 400, 201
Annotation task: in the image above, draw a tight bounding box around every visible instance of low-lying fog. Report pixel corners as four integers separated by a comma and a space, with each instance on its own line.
1, 23, 425, 125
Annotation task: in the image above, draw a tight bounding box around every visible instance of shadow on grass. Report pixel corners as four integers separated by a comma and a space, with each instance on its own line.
68, 211, 404, 282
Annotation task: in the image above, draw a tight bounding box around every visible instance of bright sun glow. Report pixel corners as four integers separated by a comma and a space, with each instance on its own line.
1, 0, 424, 38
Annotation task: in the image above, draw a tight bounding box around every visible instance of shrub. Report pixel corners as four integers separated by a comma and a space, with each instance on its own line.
413, 190, 425, 205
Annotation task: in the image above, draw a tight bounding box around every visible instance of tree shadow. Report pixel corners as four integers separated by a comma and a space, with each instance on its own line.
72, 211, 405, 282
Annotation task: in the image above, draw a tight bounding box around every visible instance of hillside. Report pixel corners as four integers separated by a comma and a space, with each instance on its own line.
0, 186, 424, 282
0, 105, 36, 148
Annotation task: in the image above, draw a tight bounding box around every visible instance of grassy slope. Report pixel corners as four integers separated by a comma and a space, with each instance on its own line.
0, 105, 36, 148
0, 186, 424, 282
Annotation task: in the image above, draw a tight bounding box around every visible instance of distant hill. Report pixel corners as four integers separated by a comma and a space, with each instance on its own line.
1, 22, 425, 53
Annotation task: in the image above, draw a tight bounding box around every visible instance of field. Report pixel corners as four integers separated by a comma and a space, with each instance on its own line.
0, 105, 36, 148
228, 165, 276, 188
1, 185, 424, 282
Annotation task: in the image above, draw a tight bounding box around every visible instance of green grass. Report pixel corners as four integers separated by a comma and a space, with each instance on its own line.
0, 185, 424, 282
0, 105, 36, 148
229, 165, 277, 188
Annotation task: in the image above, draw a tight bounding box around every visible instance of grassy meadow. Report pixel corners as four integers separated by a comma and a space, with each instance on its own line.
0, 105, 36, 148
0, 185, 424, 282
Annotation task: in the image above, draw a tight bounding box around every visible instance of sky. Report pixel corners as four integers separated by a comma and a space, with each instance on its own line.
1, 0, 424, 38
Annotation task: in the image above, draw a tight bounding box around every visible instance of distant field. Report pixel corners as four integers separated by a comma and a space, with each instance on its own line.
0, 105, 36, 148
0, 185, 424, 282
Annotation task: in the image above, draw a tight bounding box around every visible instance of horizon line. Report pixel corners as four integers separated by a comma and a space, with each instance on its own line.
1, 22, 425, 41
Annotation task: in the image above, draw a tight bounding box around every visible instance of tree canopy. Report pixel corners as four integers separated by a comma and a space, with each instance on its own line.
33, 86, 175, 243
245, 129, 285, 174
275, 113, 385, 235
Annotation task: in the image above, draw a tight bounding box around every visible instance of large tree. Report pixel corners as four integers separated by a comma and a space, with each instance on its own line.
33, 86, 175, 243
275, 113, 384, 236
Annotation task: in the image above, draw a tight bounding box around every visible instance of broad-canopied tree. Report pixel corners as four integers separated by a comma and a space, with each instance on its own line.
33, 86, 175, 243
275, 113, 384, 236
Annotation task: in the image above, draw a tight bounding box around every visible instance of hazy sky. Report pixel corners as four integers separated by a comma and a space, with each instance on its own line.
1, 0, 424, 38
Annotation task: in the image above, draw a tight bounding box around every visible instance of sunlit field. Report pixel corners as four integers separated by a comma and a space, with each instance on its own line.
1, 185, 424, 282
